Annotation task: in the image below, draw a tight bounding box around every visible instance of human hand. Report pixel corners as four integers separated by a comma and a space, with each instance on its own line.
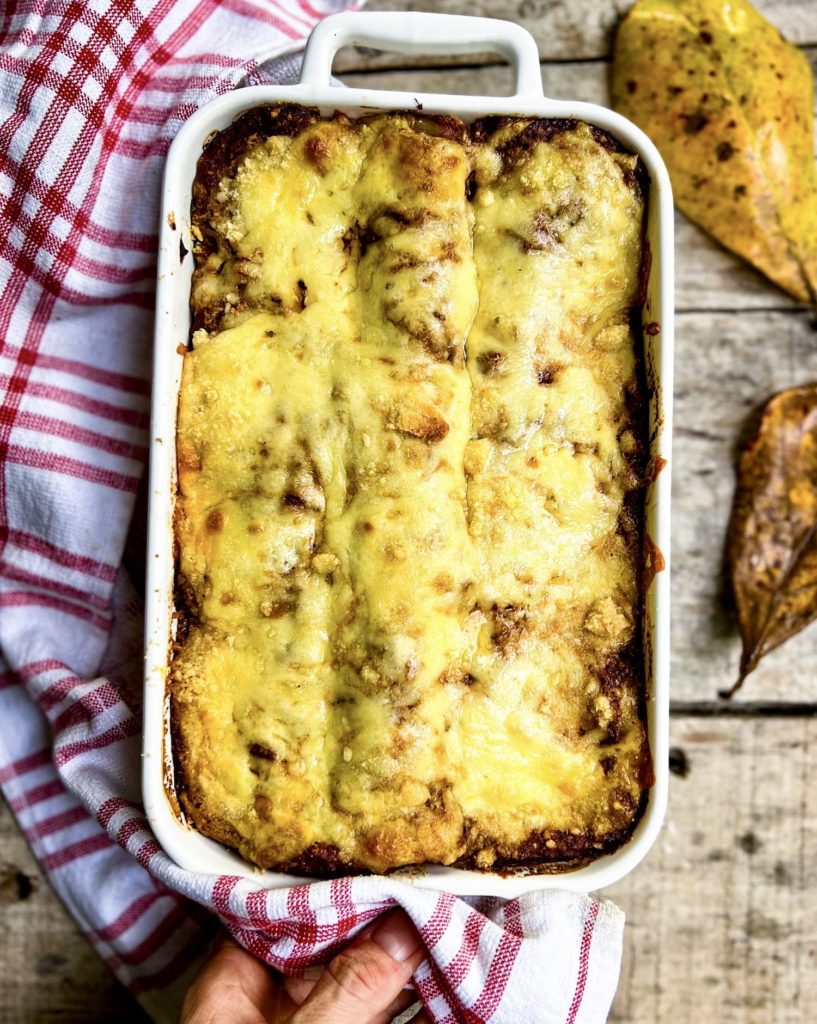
180, 908, 431, 1024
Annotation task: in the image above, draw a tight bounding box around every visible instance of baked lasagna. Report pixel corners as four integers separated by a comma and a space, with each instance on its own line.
171, 104, 651, 876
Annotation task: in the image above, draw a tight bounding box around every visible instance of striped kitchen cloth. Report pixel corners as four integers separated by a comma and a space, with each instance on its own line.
0, 2, 626, 1022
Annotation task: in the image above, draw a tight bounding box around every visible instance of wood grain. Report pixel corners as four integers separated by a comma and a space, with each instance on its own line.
0, 797, 149, 1024
609, 717, 817, 1023
333, 0, 817, 70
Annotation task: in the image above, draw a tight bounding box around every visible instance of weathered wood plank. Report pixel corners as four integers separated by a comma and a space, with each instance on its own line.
0, 798, 149, 1023
671, 310, 817, 703
608, 716, 817, 1023
333, 0, 817, 70
338, 59, 810, 313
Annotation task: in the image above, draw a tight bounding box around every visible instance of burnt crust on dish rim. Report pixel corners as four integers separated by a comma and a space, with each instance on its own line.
169, 102, 655, 879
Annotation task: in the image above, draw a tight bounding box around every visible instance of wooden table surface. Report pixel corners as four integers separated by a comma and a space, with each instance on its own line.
3, 1, 817, 1020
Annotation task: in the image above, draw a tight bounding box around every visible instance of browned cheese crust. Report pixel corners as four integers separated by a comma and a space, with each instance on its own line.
171, 104, 651, 877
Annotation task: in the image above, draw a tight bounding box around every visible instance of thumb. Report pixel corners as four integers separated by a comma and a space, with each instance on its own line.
290, 909, 425, 1024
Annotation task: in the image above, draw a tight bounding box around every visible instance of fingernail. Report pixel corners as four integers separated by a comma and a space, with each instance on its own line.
371, 910, 423, 963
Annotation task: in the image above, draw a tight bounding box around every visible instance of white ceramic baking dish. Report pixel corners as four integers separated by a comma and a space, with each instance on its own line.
143, 11, 673, 899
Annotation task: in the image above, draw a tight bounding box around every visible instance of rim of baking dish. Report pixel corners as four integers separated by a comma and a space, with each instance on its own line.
143, 11, 673, 898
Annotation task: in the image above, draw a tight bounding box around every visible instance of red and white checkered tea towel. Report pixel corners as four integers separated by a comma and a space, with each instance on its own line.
0, 2, 626, 1021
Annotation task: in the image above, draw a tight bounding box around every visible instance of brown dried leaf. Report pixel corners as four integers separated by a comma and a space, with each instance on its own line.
612, 0, 817, 304
725, 385, 817, 696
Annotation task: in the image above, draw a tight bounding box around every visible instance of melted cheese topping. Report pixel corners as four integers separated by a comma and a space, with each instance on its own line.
173, 111, 648, 874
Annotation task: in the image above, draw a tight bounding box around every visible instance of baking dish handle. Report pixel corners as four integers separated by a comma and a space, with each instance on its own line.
300, 11, 544, 99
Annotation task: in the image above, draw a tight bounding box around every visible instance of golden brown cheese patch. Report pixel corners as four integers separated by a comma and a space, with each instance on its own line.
172, 107, 649, 876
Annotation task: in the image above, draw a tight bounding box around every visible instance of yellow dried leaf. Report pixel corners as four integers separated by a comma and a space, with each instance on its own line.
612, 0, 817, 303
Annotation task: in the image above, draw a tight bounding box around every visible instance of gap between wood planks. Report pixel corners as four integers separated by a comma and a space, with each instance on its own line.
336, 45, 817, 77
339, 53, 615, 72
671, 702, 817, 717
